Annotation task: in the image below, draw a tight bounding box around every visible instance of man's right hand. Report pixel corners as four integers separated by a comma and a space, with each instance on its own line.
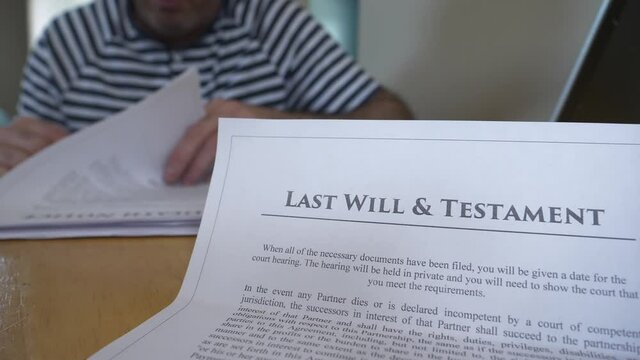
0, 117, 69, 176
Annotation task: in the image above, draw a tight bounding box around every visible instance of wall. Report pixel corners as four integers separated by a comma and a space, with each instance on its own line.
29, 0, 93, 44
308, 0, 358, 57
359, 0, 605, 121
0, 1, 28, 116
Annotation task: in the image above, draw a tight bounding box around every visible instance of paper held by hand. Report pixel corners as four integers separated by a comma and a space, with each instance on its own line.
0, 69, 208, 239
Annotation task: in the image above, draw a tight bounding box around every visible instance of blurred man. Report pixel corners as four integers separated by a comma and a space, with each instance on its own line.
1, 0, 412, 182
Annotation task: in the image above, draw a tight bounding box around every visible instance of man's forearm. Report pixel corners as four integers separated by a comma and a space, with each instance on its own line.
258, 88, 414, 120
342, 87, 414, 120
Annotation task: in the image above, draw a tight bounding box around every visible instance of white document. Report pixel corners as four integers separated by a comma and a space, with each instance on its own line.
92, 119, 640, 360
0, 69, 208, 239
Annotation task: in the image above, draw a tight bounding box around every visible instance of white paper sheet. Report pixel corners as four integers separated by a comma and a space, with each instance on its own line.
92, 119, 640, 360
0, 69, 208, 239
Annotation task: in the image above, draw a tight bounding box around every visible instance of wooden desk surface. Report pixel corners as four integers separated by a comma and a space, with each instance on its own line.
0, 236, 195, 360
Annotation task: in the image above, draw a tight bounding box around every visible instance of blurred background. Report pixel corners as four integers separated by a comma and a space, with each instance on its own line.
1, 0, 638, 123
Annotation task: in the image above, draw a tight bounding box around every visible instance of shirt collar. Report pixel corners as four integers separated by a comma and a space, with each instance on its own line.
100, 0, 143, 42
120, 0, 140, 40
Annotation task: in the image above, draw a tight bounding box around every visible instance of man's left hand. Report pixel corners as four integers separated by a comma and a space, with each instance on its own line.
164, 98, 281, 185
164, 88, 412, 185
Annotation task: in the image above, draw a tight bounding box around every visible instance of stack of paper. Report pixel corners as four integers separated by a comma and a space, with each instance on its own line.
0, 70, 209, 239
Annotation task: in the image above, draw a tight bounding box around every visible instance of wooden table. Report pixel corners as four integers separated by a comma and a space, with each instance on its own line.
0, 236, 195, 360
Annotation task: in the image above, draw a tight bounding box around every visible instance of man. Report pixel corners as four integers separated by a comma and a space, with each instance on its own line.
1, 0, 412, 183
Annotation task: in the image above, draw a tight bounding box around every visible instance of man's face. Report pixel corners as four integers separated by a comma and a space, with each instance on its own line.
132, 0, 221, 44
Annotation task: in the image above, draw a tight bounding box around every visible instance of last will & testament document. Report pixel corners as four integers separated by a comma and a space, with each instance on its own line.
0, 69, 208, 239
92, 119, 639, 359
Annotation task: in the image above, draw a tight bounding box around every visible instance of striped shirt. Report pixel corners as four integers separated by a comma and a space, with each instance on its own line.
18, 0, 378, 130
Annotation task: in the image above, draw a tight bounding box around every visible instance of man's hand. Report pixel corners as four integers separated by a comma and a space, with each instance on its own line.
0, 117, 69, 176
164, 99, 281, 185
164, 88, 412, 185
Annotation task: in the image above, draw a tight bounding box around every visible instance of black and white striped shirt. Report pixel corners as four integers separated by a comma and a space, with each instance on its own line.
18, 0, 379, 130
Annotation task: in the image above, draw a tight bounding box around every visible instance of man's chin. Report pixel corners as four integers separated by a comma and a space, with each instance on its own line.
147, 19, 193, 39
149, 0, 187, 13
